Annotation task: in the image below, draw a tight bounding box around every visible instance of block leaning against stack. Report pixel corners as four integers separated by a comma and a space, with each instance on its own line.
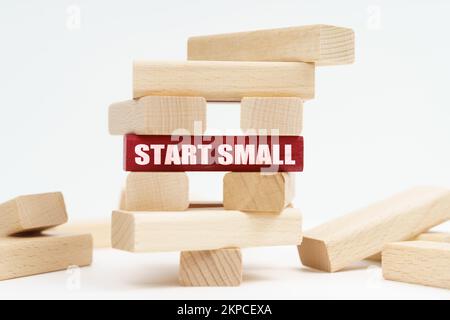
108, 24, 355, 287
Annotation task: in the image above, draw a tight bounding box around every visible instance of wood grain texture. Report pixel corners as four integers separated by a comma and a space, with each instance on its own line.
0, 192, 68, 236
133, 61, 314, 101
241, 97, 303, 136
368, 232, 450, 262
382, 241, 450, 289
223, 172, 295, 213
111, 207, 302, 252
124, 172, 189, 211
51, 220, 111, 248
0, 233, 93, 281
109, 96, 207, 135
179, 248, 242, 287
188, 25, 354, 66
298, 187, 450, 272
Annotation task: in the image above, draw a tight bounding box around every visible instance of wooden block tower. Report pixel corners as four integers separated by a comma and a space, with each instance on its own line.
109, 24, 355, 286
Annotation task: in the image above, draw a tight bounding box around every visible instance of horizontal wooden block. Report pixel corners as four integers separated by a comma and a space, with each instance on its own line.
0, 233, 93, 281
133, 61, 314, 101
179, 248, 242, 287
125, 134, 303, 172
112, 208, 302, 252
241, 97, 303, 136
124, 172, 189, 211
224, 172, 295, 212
298, 187, 450, 272
382, 241, 450, 289
0, 192, 68, 236
188, 25, 354, 66
51, 220, 111, 249
368, 232, 450, 262
108, 96, 207, 135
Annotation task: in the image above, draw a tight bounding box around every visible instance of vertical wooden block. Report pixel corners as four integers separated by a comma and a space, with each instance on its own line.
109, 96, 207, 135
179, 248, 243, 287
0, 192, 68, 236
223, 172, 295, 213
241, 97, 303, 136
124, 172, 189, 211
298, 187, 450, 272
0, 233, 93, 281
188, 25, 355, 66
382, 241, 450, 289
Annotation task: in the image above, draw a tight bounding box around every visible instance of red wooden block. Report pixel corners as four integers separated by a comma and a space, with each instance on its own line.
124, 134, 303, 172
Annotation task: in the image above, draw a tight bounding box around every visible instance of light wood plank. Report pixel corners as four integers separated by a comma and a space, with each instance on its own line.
124, 172, 189, 211
368, 232, 450, 261
241, 97, 303, 136
112, 208, 302, 252
133, 61, 314, 101
109, 96, 207, 135
51, 220, 111, 249
188, 25, 354, 66
0, 233, 93, 281
179, 248, 242, 287
223, 172, 295, 213
382, 241, 450, 289
0, 193, 68, 236
298, 187, 450, 272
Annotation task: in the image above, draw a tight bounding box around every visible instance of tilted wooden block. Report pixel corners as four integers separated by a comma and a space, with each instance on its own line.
0, 233, 93, 281
368, 232, 450, 262
133, 61, 314, 101
179, 248, 242, 287
0, 192, 68, 236
223, 172, 295, 213
108, 96, 207, 135
298, 187, 450, 272
382, 241, 450, 289
241, 97, 303, 136
124, 172, 189, 211
112, 208, 302, 252
188, 25, 355, 66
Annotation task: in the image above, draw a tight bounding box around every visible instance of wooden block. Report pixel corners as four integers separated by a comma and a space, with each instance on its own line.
109, 96, 207, 135
51, 220, 111, 248
179, 248, 242, 287
125, 134, 303, 172
298, 187, 450, 272
223, 172, 295, 213
133, 61, 314, 101
382, 241, 450, 289
0, 192, 68, 236
188, 25, 354, 66
368, 232, 450, 262
0, 233, 93, 281
241, 97, 303, 136
112, 207, 302, 252
124, 172, 189, 211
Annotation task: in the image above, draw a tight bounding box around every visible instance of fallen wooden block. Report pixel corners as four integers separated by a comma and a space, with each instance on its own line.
112, 208, 302, 252
0, 192, 68, 236
125, 134, 304, 172
133, 61, 314, 101
298, 187, 450, 272
51, 220, 111, 248
382, 241, 450, 290
188, 25, 355, 66
0, 233, 93, 281
223, 172, 295, 213
368, 232, 450, 261
241, 97, 303, 136
109, 96, 207, 135
123, 172, 189, 211
179, 248, 242, 287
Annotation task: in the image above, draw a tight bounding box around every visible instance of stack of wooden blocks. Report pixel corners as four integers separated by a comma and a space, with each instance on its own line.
109, 24, 355, 287
0, 193, 92, 281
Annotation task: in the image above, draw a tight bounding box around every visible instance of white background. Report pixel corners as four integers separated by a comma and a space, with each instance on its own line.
0, 0, 449, 299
